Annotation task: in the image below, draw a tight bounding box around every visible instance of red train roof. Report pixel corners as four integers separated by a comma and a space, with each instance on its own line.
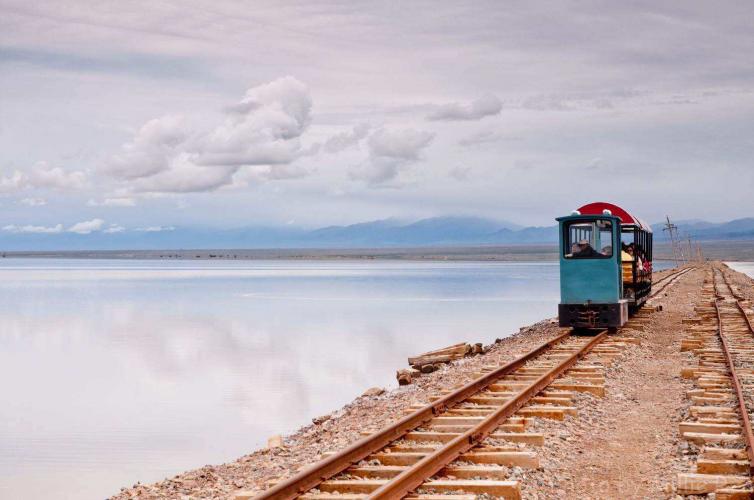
577, 202, 652, 232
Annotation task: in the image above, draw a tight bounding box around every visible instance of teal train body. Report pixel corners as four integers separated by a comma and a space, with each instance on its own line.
556, 202, 653, 329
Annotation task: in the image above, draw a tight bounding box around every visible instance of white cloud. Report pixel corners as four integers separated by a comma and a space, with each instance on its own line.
368, 128, 435, 161
106, 115, 192, 180
323, 124, 370, 153
350, 128, 435, 185
19, 197, 47, 207
427, 94, 502, 121
104, 77, 313, 194
68, 218, 105, 234
87, 197, 137, 207
0, 162, 87, 193
0, 171, 25, 193
2, 223, 63, 234
27, 162, 88, 190
104, 224, 126, 233
135, 225, 175, 232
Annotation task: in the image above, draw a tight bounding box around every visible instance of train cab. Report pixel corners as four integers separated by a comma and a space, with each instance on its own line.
557, 202, 653, 329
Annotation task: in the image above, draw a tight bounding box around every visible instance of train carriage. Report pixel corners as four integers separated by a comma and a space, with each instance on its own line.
557, 202, 653, 329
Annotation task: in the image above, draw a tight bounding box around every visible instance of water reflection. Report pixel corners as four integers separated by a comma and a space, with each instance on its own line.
0, 260, 559, 499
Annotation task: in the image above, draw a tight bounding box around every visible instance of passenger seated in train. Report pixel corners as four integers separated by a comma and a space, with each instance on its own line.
601, 245, 612, 256
621, 243, 632, 262
571, 239, 600, 258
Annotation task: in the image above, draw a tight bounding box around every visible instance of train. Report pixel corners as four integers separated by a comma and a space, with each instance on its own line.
557, 202, 653, 329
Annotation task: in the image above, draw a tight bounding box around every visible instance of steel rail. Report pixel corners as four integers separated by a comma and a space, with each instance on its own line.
649, 266, 694, 299
712, 269, 754, 476
720, 267, 754, 334
366, 332, 607, 500
254, 330, 574, 500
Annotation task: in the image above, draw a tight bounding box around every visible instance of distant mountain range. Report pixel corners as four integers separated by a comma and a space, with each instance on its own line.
1, 216, 753, 251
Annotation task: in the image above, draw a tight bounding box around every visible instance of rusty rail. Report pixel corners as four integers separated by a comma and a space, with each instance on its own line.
720, 266, 754, 334
712, 268, 754, 477
649, 266, 694, 299
366, 331, 607, 499
254, 330, 574, 500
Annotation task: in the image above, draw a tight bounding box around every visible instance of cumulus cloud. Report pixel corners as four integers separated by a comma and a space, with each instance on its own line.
87, 197, 137, 207
427, 94, 502, 121
19, 197, 47, 207
0, 162, 88, 193
323, 124, 370, 153
350, 128, 435, 185
107, 115, 193, 180
2, 223, 63, 234
104, 77, 313, 194
68, 218, 105, 234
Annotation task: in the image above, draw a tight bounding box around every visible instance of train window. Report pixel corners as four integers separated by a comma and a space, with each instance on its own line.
564, 220, 613, 259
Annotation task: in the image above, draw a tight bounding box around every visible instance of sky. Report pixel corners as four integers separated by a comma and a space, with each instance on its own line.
1, 0, 754, 237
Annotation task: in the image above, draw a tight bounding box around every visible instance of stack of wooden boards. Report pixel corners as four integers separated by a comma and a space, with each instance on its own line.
396, 342, 486, 385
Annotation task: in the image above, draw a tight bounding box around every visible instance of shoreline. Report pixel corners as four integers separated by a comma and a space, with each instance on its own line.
2, 240, 753, 262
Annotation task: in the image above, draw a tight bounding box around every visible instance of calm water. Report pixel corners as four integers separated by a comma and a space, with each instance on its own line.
728, 262, 754, 279
0, 259, 563, 499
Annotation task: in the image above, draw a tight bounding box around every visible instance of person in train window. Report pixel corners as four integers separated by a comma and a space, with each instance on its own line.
629, 244, 644, 272
572, 239, 600, 258
601, 245, 612, 256
621, 243, 632, 262
639, 247, 651, 272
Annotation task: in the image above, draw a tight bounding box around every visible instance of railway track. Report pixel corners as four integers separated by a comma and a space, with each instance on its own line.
677, 266, 754, 497
244, 266, 693, 500
649, 266, 695, 300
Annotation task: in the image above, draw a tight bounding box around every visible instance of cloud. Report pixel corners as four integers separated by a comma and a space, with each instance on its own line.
27, 162, 88, 190
104, 77, 313, 194
104, 224, 126, 233
323, 124, 370, 153
68, 218, 105, 234
87, 197, 137, 207
2, 223, 63, 234
350, 128, 435, 185
0, 171, 25, 193
458, 130, 503, 148
135, 225, 175, 232
0, 162, 88, 193
368, 128, 435, 161
427, 94, 502, 121
19, 197, 47, 206
106, 115, 193, 180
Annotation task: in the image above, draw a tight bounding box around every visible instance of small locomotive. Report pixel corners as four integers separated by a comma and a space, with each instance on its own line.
557, 202, 653, 329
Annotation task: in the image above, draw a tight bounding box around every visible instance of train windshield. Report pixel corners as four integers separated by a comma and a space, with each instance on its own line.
564, 219, 613, 258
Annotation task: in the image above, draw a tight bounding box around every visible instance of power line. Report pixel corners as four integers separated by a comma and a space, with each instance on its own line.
663, 215, 681, 267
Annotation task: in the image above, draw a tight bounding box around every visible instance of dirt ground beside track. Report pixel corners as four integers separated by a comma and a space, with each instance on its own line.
113, 265, 754, 500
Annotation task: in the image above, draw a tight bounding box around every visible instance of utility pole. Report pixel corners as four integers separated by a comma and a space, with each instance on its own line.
686, 235, 693, 265
663, 215, 680, 267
